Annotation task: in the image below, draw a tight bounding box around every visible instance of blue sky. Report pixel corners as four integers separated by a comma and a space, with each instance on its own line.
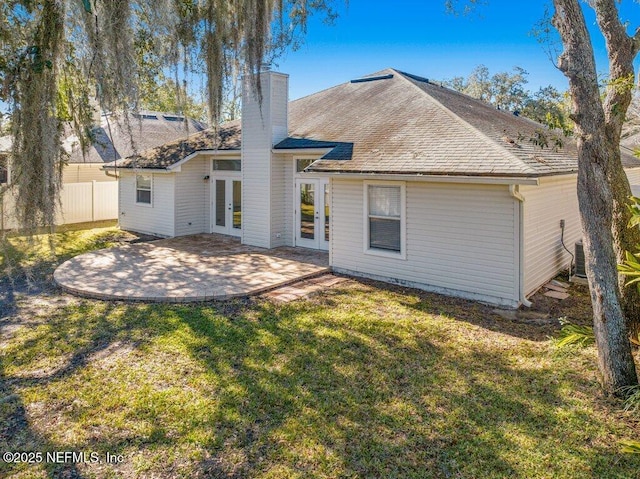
275, 0, 640, 100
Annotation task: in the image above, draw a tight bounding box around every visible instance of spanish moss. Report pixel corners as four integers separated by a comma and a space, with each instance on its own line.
0, 0, 337, 232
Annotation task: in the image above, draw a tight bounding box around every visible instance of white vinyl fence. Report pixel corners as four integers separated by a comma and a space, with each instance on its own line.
1, 180, 118, 230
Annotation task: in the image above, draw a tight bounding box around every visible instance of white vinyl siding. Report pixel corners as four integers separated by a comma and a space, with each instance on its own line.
270, 74, 289, 143
242, 147, 272, 247
174, 156, 210, 236
626, 167, 640, 193
241, 71, 288, 248
521, 175, 580, 295
331, 180, 519, 307
271, 155, 289, 248
283, 157, 294, 246
119, 171, 175, 237
521, 167, 640, 296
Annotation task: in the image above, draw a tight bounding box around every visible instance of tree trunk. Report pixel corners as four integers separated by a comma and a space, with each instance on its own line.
553, 0, 638, 394
578, 136, 638, 390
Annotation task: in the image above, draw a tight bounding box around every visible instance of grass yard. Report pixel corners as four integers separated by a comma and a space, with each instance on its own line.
1, 227, 640, 478
0, 222, 145, 284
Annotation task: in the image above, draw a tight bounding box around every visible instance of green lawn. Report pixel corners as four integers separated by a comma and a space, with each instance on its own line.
1, 228, 639, 478
0, 221, 129, 282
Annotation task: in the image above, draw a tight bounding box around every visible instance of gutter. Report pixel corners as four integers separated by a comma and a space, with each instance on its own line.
301, 172, 540, 186
509, 185, 532, 308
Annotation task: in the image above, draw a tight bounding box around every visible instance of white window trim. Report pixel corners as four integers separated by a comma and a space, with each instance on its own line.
293, 155, 322, 178
363, 181, 406, 260
135, 173, 153, 207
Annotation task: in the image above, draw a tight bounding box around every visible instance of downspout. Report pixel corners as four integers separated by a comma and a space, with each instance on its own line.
509, 185, 532, 307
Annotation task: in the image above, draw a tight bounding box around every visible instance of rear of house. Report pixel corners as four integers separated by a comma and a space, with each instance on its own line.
0, 113, 208, 229
107, 68, 640, 308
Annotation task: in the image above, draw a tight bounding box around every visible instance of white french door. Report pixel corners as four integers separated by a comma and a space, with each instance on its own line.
295, 178, 329, 250
211, 176, 242, 237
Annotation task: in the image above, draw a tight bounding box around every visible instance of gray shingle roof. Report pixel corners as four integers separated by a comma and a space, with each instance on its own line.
68, 112, 208, 164
298, 69, 639, 176
111, 68, 640, 176
104, 120, 240, 169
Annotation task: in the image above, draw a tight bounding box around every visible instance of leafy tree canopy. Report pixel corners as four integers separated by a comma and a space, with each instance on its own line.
0, 0, 336, 231
445, 64, 573, 134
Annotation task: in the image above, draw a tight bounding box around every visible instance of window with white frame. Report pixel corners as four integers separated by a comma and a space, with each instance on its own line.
367, 184, 403, 253
136, 174, 152, 204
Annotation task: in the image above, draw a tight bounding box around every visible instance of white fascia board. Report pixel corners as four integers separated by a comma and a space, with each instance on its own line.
302, 172, 540, 185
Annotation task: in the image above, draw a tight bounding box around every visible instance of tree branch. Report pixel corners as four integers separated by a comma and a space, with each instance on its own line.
552, 0, 604, 132
593, 0, 637, 142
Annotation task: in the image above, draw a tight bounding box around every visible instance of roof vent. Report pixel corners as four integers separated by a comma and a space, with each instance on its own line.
397, 71, 430, 83
351, 74, 394, 84
163, 115, 185, 122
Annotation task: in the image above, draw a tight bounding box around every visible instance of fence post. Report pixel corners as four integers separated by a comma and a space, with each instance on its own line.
92, 180, 96, 222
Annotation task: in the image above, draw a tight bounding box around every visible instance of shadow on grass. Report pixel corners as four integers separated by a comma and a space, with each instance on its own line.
326, 276, 567, 342
0, 301, 137, 478
0, 284, 637, 478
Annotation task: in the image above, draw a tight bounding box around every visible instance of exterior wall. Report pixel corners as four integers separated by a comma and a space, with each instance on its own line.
270, 154, 289, 246
521, 175, 580, 295
241, 71, 289, 248
330, 179, 519, 307
174, 156, 210, 236
63, 163, 116, 183
626, 167, 640, 194
522, 167, 640, 296
118, 170, 175, 237
283, 157, 294, 246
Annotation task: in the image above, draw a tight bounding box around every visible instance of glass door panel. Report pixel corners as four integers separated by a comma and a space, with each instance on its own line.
212, 176, 241, 237
299, 182, 315, 240
295, 179, 329, 250
215, 180, 226, 227
232, 180, 242, 231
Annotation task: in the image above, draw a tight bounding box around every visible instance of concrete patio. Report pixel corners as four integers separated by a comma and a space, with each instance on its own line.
54, 234, 329, 302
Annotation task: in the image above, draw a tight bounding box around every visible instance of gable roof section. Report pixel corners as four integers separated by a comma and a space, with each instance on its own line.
103, 120, 240, 169
68, 112, 208, 164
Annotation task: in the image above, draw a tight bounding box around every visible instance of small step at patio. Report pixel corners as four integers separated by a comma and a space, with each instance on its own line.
263, 274, 349, 303
54, 234, 329, 302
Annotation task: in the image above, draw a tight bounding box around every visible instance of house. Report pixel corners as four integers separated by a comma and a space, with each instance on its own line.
105, 68, 640, 308
0, 112, 207, 228
64, 111, 208, 183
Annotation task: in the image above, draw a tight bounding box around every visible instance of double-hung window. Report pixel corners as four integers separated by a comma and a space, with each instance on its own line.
136, 174, 152, 205
366, 183, 405, 257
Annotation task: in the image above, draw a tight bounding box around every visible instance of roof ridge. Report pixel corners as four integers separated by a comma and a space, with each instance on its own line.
391, 69, 538, 175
